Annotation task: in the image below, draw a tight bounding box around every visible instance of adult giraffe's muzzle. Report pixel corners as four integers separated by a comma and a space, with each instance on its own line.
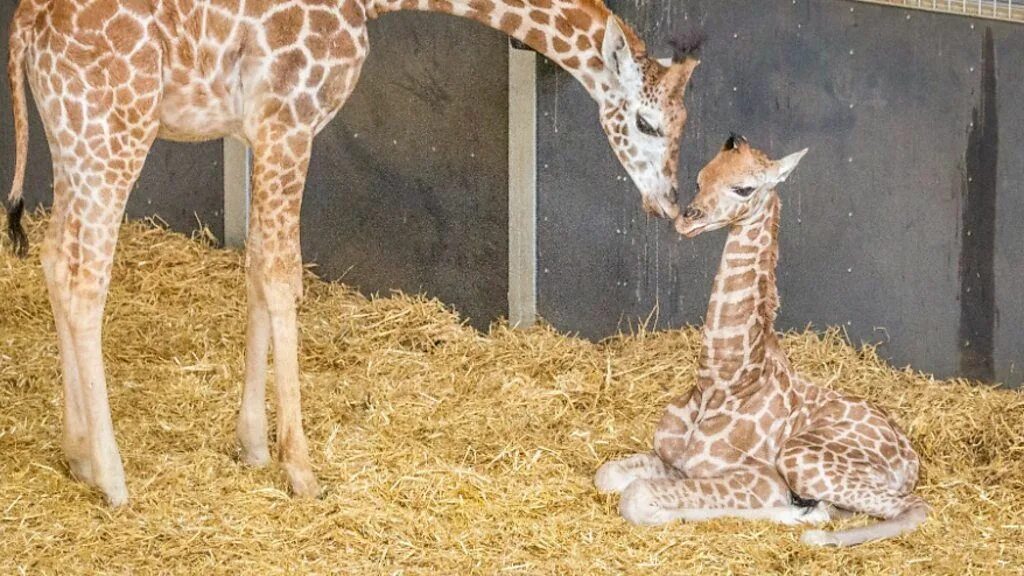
674, 203, 708, 237
642, 188, 681, 220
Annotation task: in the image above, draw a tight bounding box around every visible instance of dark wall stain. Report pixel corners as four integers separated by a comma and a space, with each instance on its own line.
958, 28, 999, 381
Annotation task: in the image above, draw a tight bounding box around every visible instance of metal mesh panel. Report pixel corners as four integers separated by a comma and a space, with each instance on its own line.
853, 0, 1024, 23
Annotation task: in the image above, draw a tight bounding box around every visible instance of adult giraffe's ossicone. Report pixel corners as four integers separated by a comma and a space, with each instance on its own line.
4, 0, 701, 506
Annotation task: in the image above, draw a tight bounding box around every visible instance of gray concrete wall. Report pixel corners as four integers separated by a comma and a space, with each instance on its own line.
536, 0, 1023, 387
302, 12, 509, 329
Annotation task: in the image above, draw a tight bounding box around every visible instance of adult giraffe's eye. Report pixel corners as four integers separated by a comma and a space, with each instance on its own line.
636, 114, 662, 137
733, 186, 756, 198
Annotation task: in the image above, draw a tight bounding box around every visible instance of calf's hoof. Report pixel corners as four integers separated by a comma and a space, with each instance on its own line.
619, 480, 668, 526
595, 460, 637, 494
801, 529, 841, 547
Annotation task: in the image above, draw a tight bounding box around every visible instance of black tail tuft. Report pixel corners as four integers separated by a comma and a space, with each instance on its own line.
7, 198, 28, 258
669, 29, 705, 62
790, 491, 821, 509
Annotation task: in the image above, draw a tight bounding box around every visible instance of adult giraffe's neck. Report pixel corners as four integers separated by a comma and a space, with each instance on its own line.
364, 0, 637, 100
698, 193, 782, 392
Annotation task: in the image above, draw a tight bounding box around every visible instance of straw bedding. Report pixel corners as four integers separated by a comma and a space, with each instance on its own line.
1, 214, 1022, 575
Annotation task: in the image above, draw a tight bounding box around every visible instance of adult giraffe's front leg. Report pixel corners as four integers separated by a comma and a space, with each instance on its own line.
243, 121, 319, 498
237, 250, 272, 467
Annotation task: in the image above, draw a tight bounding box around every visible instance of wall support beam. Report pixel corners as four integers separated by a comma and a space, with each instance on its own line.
223, 137, 251, 249
508, 43, 538, 328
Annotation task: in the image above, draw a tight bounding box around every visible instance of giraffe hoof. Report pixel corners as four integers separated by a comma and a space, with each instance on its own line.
595, 460, 636, 494
100, 480, 130, 508
619, 480, 667, 526
286, 466, 321, 499
66, 456, 95, 486
63, 436, 96, 485
801, 529, 840, 547
238, 446, 272, 468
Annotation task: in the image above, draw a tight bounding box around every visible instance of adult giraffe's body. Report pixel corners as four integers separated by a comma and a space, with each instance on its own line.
595, 136, 928, 547
5, 0, 700, 505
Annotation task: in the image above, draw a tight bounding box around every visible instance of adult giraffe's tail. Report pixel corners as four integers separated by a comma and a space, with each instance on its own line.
6, 1, 34, 258
802, 495, 929, 547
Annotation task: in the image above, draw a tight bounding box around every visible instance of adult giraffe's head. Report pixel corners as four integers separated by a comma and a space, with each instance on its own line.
369, 0, 701, 219
675, 134, 808, 237
598, 19, 701, 219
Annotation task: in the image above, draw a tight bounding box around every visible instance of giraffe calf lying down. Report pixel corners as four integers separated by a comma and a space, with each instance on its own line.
595, 136, 928, 547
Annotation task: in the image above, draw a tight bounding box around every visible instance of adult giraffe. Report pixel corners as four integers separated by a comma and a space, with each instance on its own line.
5, 0, 701, 505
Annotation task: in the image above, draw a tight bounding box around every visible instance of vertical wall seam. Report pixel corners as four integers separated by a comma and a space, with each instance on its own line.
223, 137, 251, 249
508, 42, 538, 328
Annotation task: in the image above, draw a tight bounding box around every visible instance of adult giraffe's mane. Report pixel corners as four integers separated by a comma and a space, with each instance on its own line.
572, 0, 647, 54
367, 0, 649, 58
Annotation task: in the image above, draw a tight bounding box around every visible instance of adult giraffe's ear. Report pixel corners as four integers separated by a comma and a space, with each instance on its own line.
664, 58, 699, 99
769, 148, 809, 184
602, 16, 642, 91
674, 58, 700, 83
666, 30, 703, 96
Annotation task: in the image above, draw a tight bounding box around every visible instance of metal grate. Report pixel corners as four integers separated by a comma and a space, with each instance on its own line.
853, 0, 1024, 23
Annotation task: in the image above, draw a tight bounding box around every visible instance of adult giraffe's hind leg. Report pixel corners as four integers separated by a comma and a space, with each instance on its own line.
29, 6, 163, 504
243, 121, 319, 498
40, 129, 157, 506
41, 166, 92, 484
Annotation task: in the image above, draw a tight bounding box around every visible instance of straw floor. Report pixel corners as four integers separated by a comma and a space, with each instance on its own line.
1, 215, 1022, 575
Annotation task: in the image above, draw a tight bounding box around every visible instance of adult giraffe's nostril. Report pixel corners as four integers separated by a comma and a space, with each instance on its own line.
682, 206, 704, 220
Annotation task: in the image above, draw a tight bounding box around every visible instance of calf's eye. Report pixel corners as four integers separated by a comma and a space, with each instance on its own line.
733, 186, 756, 198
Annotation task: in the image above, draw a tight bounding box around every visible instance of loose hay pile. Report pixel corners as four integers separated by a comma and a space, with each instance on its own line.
1, 215, 1022, 575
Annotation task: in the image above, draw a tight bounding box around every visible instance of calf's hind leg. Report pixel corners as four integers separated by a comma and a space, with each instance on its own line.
618, 467, 820, 526
779, 434, 928, 546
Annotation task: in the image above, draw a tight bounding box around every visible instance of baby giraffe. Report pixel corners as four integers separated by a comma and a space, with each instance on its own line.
594, 135, 928, 546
